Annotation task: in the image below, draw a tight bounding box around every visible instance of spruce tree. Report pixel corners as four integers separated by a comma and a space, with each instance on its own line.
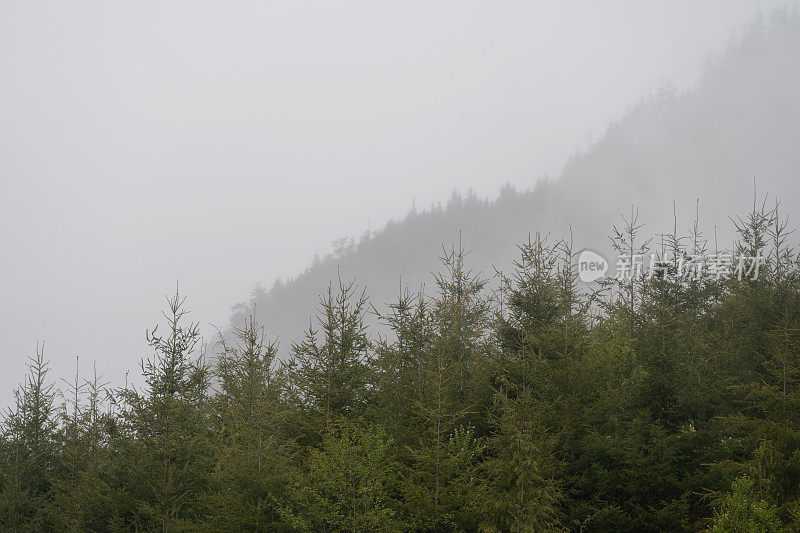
484, 233, 571, 531
372, 287, 435, 452
208, 313, 290, 530
401, 243, 490, 530
286, 275, 371, 440
0, 344, 58, 530
112, 285, 213, 531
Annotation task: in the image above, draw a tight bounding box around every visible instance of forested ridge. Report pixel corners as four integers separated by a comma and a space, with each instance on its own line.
2, 196, 800, 532
240, 12, 800, 353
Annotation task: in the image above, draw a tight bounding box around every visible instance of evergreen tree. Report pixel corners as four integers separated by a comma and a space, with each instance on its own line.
207, 313, 290, 530
399, 244, 490, 530
373, 287, 435, 452
2, 198, 800, 531
484, 233, 579, 531
286, 275, 372, 440
0, 344, 58, 530
432, 240, 493, 421
283, 420, 399, 532
112, 285, 214, 531
47, 361, 116, 531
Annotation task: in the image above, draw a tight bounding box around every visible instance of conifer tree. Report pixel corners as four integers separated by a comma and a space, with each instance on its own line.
2, 198, 800, 530
112, 285, 213, 531
432, 239, 492, 418
0, 344, 58, 530
400, 244, 490, 530
373, 287, 435, 452
606, 205, 652, 338
47, 360, 115, 531
708, 475, 782, 533
713, 196, 800, 524
484, 233, 570, 531
286, 275, 371, 440
208, 313, 290, 530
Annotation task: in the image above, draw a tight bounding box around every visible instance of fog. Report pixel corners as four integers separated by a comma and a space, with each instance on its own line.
0, 1, 791, 406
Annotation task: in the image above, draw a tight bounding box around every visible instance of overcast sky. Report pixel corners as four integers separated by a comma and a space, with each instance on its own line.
0, 1, 789, 406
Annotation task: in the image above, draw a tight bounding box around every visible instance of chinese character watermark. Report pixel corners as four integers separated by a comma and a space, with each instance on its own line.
577, 250, 763, 282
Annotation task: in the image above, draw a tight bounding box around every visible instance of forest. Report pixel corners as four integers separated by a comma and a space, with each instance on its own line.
237, 12, 800, 352
2, 197, 799, 532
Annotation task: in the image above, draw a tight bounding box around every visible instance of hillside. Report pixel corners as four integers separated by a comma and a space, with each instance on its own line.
232, 13, 800, 349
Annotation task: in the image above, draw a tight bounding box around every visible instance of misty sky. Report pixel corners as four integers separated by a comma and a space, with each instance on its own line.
0, 1, 789, 406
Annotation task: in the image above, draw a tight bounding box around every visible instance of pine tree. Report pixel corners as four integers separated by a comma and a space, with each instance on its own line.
3, 198, 800, 530
207, 312, 290, 530
286, 275, 372, 440
0, 344, 59, 530
432, 239, 492, 418
112, 285, 214, 531
399, 244, 490, 530
484, 233, 571, 531
712, 196, 800, 524
47, 360, 115, 530
373, 286, 435, 452
708, 475, 782, 533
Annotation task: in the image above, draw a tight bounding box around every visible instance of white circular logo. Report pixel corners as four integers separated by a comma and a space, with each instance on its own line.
577, 249, 608, 283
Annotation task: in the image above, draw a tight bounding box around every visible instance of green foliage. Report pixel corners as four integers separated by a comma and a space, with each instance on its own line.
3, 199, 800, 531
110, 286, 215, 530
206, 313, 291, 530
0, 345, 58, 530
282, 420, 399, 532
708, 475, 781, 533
286, 276, 372, 440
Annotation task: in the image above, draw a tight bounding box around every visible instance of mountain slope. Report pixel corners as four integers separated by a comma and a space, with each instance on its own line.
232, 13, 800, 349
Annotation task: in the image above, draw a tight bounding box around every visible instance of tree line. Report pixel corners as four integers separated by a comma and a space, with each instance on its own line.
2, 198, 800, 532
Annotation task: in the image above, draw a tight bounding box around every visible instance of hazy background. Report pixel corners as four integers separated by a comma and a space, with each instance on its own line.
0, 1, 791, 406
